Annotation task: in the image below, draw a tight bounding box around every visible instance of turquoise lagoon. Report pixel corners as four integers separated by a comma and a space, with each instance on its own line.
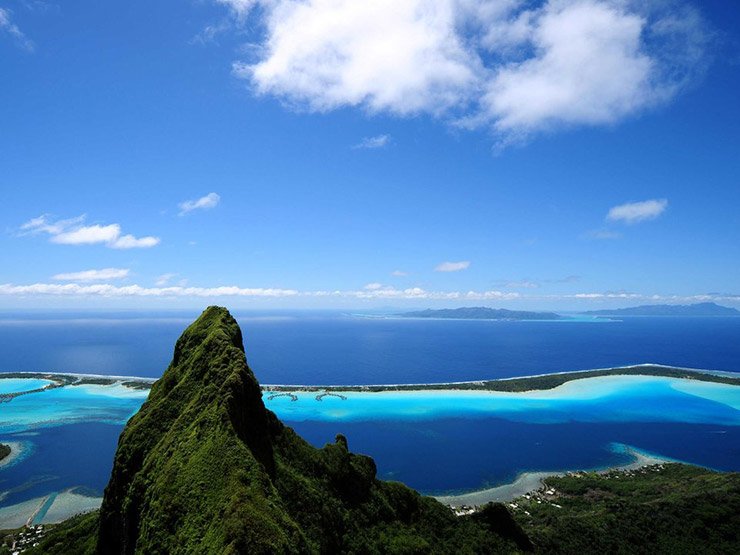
264, 376, 740, 425
0, 379, 53, 395
1, 374, 740, 527
0, 380, 148, 528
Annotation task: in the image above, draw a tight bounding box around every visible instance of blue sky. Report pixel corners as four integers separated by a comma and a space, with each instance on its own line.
1, 0, 739, 310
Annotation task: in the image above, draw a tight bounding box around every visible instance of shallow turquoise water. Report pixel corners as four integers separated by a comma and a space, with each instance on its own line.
0, 379, 53, 395
2, 374, 740, 510
0, 382, 147, 435
264, 376, 740, 426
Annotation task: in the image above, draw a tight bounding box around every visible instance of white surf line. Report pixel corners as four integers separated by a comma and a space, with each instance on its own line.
0, 371, 157, 383
0, 442, 26, 469
1, 363, 737, 391
260, 363, 739, 390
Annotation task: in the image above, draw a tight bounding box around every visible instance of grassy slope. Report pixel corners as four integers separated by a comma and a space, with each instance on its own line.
515, 464, 740, 555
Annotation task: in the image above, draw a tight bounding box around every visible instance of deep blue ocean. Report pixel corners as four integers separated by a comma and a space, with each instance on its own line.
1, 311, 739, 515
0, 311, 739, 383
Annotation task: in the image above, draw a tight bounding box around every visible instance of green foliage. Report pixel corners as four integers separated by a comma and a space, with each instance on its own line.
24, 513, 98, 555
515, 464, 740, 554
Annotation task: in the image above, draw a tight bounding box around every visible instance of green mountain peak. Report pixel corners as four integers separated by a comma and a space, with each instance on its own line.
88, 306, 529, 554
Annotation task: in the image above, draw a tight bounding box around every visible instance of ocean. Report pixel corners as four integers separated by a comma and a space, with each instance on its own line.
0, 311, 739, 383
1, 312, 739, 524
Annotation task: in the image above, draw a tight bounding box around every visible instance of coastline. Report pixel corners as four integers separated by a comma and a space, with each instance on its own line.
435, 446, 671, 507
0, 442, 26, 469
261, 363, 740, 392
2, 363, 738, 394
0, 489, 102, 530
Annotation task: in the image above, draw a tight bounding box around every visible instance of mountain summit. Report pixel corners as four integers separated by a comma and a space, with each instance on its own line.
55, 307, 529, 554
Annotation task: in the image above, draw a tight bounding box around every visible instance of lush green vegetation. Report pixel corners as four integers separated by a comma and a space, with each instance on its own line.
514, 464, 740, 554
13, 513, 98, 555
0, 443, 9, 462
398, 307, 563, 320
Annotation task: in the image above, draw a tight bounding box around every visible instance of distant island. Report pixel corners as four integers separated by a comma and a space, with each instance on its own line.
581, 301, 740, 317
398, 306, 563, 320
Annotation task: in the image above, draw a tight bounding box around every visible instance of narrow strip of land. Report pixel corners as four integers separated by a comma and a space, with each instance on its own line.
262, 363, 740, 393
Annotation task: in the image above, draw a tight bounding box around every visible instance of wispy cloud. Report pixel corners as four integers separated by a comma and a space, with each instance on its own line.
178, 192, 221, 215
435, 261, 470, 272
51, 268, 130, 282
19, 215, 160, 249
391, 270, 408, 277
503, 280, 538, 288
222, 0, 707, 144
155, 273, 177, 286
0, 281, 736, 306
353, 135, 390, 149
606, 199, 668, 224
363, 282, 384, 290
0, 7, 34, 52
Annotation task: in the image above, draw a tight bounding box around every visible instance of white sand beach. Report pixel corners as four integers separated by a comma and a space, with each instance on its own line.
0, 490, 102, 530
41, 491, 102, 524
0, 441, 27, 469
435, 447, 670, 507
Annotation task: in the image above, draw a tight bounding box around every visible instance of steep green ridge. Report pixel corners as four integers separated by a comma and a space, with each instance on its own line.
0, 443, 9, 463
30, 307, 529, 554
398, 307, 563, 320
515, 464, 740, 554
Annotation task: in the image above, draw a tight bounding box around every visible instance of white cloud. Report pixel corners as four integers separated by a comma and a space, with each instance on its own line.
435, 261, 470, 272
178, 192, 221, 215
236, 1, 478, 115
221, 0, 706, 143
363, 282, 384, 290
0, 7, 34, 52
482, 1, 653, 136
52, 224, 121, 245
19, 215, 160, 249
353, 134, 391, 149
155, 273, 177, 286
20, 214, 85, 235
0, 282, 518, 301
110, 234, 161, 249
0, 283, 301, 298
391, 270, 408, 277
606, 198, 668, 224
1, 281, 735, 305
51, 268, 130, 282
